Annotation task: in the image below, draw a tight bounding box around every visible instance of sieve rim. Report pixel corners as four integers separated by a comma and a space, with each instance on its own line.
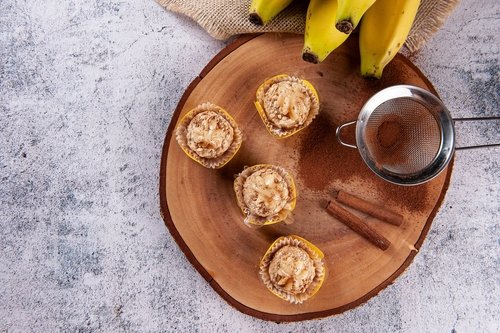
355, 85, 455, 186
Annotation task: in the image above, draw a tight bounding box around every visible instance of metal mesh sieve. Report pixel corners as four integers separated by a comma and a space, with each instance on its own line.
336, 85, 456, 185
362, 98, 442, 175
337, 85, 500, 185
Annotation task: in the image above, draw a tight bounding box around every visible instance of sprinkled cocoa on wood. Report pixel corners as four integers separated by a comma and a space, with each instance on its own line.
297, 114, 363, 191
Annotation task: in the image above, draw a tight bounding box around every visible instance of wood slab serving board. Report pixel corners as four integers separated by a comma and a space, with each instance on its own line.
159, 33, 452, 321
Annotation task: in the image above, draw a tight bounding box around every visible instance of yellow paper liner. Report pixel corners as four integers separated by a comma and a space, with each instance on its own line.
233, 164, 297, 227
255, 74, 320, 138
259, 235, 326, 304
175, 102, 243, 169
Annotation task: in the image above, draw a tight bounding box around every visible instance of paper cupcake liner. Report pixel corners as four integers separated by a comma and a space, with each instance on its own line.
259, 235, 326, 304
175, 102, 243, 169
255, 74, 320, 139
233, 164, 297, 227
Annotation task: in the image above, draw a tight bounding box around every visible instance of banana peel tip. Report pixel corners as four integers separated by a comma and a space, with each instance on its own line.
249, 13, 264, 25
302, 52, 319, 64
336, 20, 354, 34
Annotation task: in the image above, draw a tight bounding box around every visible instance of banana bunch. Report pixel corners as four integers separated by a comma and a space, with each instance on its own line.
248, 0, 421, 79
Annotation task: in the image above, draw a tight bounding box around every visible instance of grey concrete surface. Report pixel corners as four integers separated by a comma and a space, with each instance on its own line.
0, 0, 498, 332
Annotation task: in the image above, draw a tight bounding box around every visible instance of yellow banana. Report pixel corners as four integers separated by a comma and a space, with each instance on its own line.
302, 0, 350, 64
335, 0, 377, 34
359, 0, 421, 78
248, 0, 294, 26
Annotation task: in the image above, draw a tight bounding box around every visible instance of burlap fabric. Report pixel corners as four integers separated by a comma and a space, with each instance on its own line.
157, 0, 459, 53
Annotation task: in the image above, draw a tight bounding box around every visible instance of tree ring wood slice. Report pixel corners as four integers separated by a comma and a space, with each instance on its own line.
159, 33, 453, 322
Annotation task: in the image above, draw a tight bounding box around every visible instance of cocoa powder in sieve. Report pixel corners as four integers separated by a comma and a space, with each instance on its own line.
377, 120, 402, 148
372, 118, 407, 168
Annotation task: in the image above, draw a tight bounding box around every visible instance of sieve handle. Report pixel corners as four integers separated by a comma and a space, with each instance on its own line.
453, 116, 500, 150
336, 121, 357, 149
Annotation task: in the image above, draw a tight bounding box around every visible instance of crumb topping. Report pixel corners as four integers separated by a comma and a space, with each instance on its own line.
242, 168, 289, 217
186, 110, 234, 159
263, 80, 312, 129
268, 245, 315, 295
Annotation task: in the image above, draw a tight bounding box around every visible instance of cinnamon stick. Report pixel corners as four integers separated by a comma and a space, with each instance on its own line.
336, 190, 403, 226
326, 200, 391, 251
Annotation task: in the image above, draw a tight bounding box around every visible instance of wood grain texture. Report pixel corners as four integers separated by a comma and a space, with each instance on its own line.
159, 33, 453, 321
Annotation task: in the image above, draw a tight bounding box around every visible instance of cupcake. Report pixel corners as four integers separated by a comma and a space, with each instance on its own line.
254, 74, 320, 138
175, 102, 243, 169
234, 164, 296, 227
259, 235, 326, 304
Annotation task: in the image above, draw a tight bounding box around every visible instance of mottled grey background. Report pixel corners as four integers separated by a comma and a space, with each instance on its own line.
0, 0, 499, 332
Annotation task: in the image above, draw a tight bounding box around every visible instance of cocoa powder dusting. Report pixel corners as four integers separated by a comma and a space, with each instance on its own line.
372, 118, 408, 168
297, 114, 361, 190
297, 114, 428, 211
377, 120, 402, 148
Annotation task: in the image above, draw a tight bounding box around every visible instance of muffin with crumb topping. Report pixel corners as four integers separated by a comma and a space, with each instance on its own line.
259, 235, 326, 304
233, 164, 296, 227
175, 102, 242, 169
254, 74, 320, 138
